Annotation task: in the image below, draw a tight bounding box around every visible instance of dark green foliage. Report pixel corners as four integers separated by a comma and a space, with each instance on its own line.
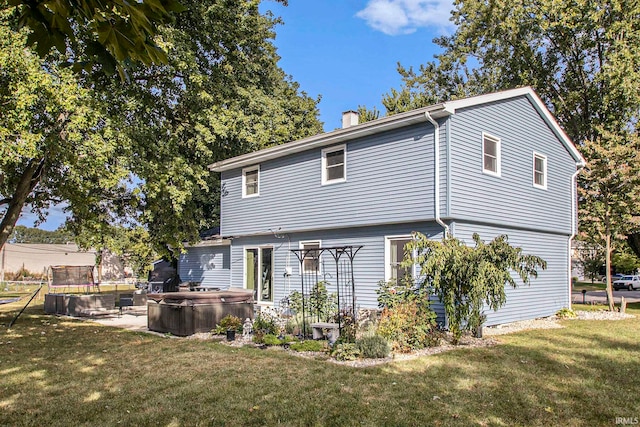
289, 340, 326, 352
212, 314, 242, 334
356, 335, 390, 359
409, 232, 546, 344
9, 226, 73, 244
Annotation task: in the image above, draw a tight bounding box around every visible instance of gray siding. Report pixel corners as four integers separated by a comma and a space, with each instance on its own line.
178, 245, 231, 289
228, 222, 445, 319
452, 221, 570, 326
449, 96, 577, 234
221, 122, 445, 236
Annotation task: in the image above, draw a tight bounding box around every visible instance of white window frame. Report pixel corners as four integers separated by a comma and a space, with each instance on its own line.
384, 235, 417, 284
242, 165, 260, 198
533, 152, 547, 190
243, 245, 274, 305
482, 132, 501, 177
321, 144, 347, 185
299, 240, 322, 274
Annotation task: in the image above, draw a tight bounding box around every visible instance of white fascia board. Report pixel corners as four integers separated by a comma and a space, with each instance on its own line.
184, 239, 231, 248
443, 86, 586, 166
209, 104, 448, 172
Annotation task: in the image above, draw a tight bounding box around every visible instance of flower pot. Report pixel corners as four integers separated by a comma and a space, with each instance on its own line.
226, 329, 236, 341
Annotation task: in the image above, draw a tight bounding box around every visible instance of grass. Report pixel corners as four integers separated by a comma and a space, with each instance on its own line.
572, 281, 607, 292
1, 298, 639, 426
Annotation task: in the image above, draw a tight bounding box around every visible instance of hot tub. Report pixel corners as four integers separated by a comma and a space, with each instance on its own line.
147, 289, 254, 336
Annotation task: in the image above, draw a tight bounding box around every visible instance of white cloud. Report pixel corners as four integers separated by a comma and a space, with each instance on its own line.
356, 0, 455, 36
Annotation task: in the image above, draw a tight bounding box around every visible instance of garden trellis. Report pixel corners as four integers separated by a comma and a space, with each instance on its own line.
290, 245, 362, 338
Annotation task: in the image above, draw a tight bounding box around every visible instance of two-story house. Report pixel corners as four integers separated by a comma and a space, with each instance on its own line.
178, 87, 585, 327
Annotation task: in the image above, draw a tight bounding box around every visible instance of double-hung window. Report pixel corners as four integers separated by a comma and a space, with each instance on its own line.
242, 166, 259, 197
385, 236, 414, 286
533, 153, 547, 189
322, 145, 346, 184
482, 133, 501, 176
300, 241, 321, 274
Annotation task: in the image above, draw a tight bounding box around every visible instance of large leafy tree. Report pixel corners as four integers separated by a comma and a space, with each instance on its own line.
4, 0, 184, 77
1, 1, 322, 260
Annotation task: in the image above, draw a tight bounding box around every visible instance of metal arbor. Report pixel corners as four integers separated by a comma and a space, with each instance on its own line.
290, 245, 362, 337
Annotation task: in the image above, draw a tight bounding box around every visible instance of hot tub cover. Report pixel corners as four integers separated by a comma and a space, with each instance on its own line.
147, 289, 253, 305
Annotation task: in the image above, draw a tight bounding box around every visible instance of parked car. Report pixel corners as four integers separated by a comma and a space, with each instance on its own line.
601, 273, 624, 282
612, 275, 640, 291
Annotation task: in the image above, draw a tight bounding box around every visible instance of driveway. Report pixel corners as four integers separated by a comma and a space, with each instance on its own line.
572, 289, 640, 305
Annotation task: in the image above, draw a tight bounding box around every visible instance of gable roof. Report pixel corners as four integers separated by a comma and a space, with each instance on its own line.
209, 87, 585, 172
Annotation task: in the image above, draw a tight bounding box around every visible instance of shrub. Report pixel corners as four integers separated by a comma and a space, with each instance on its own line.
288, 281, 337, 322
376, 300, 439, 353
289, 340, 326, 352
262, 334, 282, 346
212, 314, 242, 335
356, 335, 390, 359
332, 343, 360, 361
253, 312, 279, 336
556, 307, 577, 318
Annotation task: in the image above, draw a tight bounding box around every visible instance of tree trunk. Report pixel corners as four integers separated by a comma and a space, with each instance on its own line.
0, 159, 45, 252
605, 234, 615, 311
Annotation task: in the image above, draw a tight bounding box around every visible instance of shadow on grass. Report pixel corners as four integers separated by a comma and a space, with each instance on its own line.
0, 304, 638, 426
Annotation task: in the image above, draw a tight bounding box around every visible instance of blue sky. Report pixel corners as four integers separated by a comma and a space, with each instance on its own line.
17, 0, 455, 231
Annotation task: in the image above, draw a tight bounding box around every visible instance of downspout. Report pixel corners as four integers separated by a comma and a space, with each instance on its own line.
425, 112, 450, 237
568, 163, 584, 309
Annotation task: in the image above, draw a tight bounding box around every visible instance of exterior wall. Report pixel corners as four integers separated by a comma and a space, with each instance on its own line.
452, 221, 570, 326
227, 222, 446, 320
448, 96, 577, 234
178, 245, 231, 289
1, 243, 96, 280
221, 122, 445, 236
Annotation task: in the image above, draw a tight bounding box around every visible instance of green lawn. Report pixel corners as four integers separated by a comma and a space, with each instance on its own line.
1, 300, 639, 426
572, 281, 607, 292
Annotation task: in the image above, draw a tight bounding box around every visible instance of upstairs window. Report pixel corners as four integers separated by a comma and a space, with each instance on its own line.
242, 166, 259, 198
322, 145, 346, 184
482, 133, 501, 177
533, 153, 547, 189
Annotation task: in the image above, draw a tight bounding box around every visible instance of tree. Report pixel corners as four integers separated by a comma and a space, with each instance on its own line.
573, 239, 605, 283
407, 232, 546, 344
4, 0, 184, 77
9, 225, 72, 244
365, 0, 640, 309
578, 131, 640, 309
0, 15, 132, 252
1, 2, 322, 260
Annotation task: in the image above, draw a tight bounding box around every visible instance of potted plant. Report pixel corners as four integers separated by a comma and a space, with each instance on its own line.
214, 314, 242, 341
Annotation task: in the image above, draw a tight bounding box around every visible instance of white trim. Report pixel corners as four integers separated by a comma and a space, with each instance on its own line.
533, 152, 548, 189
299, 240, 322, 274
242, 245, 274, 303
210, 87, 584, 172
384, 235, 415, 283
321, 144, 347, 185
482, 132, 501, 177
241, 165, 260, 198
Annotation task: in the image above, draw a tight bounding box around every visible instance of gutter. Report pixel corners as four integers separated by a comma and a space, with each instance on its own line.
568, 161, 586, 309
424, 112, 450, 237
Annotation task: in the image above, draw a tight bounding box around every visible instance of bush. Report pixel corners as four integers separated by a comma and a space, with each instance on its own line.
212, 314, 242, 335
253, 312, 279, 336
332, 343, 360, 361
556, 307, 577, 318
262, 334, 282, 346
356, 335, 390, 359
289, 340, 326, 352
376, 300, 439, 353
288, 281, 337, 322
